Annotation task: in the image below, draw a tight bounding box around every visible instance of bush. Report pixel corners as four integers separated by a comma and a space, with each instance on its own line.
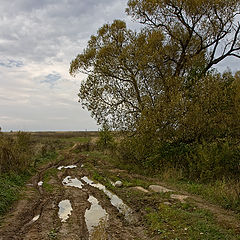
117, 134, 240, 182
0, 132, 32, 174
97, 124, 115, 150
186, 140, 240, 181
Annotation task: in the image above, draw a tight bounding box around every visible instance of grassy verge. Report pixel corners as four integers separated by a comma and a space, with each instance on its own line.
0, 151, 58, 218
145, 203, 239, 240
0, 172, 31, 216
162, 174, 240, 214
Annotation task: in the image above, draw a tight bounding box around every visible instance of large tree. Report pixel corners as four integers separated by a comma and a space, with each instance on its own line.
127, 0, 240, 76
70, 20, 166, 129
70, 0, 240, 130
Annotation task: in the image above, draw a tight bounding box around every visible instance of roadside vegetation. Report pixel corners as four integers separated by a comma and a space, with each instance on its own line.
0, 131, 58, 216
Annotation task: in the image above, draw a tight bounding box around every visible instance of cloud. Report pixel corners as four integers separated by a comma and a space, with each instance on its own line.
0, 59, 24, 68
41, 72, 61, 87
0, 0, 135, 131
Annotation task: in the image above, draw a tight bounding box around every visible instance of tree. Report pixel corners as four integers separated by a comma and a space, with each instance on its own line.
70, 20, 167, 129
70, 0, 240, 130
127, 0, 240, 77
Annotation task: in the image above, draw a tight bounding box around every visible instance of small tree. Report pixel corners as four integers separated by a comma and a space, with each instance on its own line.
97, 124, 114, 150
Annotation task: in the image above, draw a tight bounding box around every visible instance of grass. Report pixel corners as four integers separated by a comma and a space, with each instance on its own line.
0, 172, 31, 216
155, 168, 240, 214
42, 164, 60, 193
0, 150, 58, 217
145, 203, 239, 239
34, 151, 58, 167
59, 136, 91, 144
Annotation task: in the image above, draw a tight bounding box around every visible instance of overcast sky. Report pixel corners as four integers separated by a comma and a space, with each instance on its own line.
0, 0, 135, 131
0, 0, 239, 132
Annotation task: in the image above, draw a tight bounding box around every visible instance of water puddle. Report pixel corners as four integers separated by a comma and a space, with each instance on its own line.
81, 176, 134, 222
57, 165, 77, 170
38, 181, 43, 186
85, 195, 108, 236
58, 200, 73, 222
32, 215, 40, 222
62, 176, 84, 189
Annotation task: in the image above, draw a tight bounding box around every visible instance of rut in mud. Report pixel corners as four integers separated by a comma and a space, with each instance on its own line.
1, 148, 240, 240
0, 154, 148, 240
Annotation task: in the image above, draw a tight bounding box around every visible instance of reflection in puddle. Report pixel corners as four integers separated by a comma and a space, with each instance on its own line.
85, 195, 108, 236
62, 176, 84, 189
58, 200, 73, 222
81, 176, 134, 222
32, 215, 40, 222
57, 165, 77, 170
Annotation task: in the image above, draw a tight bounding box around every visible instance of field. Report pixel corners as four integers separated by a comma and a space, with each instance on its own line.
0, 131, 239, 240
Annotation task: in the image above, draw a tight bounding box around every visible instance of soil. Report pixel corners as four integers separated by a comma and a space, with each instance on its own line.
1, 148, 240, 239
0, 152, 149, 240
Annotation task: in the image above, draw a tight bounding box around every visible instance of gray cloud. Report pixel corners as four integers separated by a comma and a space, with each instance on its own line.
0, 0, 134, 131
0, 59, 24, 68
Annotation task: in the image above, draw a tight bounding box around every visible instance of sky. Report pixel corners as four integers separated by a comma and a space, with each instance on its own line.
0, 0, 136, 131
0, 0, 239, 132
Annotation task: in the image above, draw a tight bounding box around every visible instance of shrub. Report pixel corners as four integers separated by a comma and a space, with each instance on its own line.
97, 124, 115, 150
0, 132, 32, 174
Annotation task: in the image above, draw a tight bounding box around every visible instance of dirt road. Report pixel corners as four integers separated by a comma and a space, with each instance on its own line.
1, 147, 240, 240
0, 153, 148, 240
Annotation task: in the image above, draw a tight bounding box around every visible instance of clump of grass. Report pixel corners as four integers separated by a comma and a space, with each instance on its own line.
0, 132, 32, 174
0, 132, 59, 217
90, 217, 108, 240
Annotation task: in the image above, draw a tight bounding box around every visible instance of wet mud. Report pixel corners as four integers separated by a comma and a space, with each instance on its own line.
0, 155, 148, 240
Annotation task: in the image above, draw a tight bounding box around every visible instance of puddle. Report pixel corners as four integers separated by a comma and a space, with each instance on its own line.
57, 165, 77, 170
62, 176, 84, 189
37, 181, 43, 186
58, 200, 73, 222
81, 176, 134, 222
32, 215, 40, 222
85, 195, 108, 236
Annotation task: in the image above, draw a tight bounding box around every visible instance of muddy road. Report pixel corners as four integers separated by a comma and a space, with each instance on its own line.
0, 153, 148, 240
1, 146, 240, 240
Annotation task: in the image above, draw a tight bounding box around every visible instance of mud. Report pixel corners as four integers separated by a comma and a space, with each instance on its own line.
1, 147, 238, 239
0, 154, 148, 240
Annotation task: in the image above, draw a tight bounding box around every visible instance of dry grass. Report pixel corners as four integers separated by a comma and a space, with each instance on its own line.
0, 132, 32, 174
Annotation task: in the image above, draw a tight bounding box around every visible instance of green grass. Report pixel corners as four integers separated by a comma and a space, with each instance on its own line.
42, 167, 59, 192
34, 151, 58, 167
0, 172, 31, 216
160, 175, 240, 214
145, 203, 239, 239
0, 150, 58, 217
